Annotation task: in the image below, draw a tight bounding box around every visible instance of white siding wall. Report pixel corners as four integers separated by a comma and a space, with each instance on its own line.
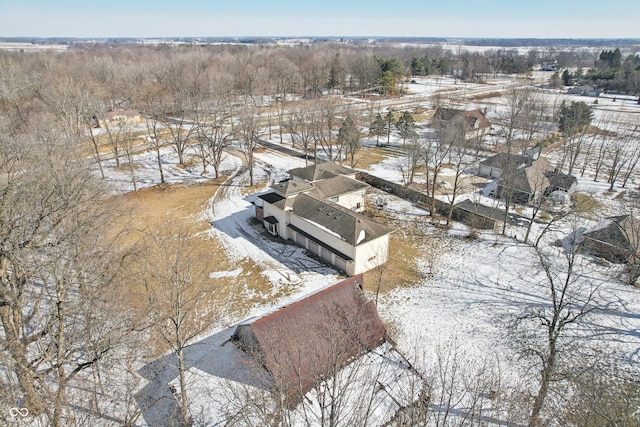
262, 202, 290, 239
352, 234, 390, 275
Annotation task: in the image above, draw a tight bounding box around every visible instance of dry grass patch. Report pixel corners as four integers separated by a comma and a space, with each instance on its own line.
111, 179, 284, 357
363, 232, 424, 295
470, 91, 504, 101
356, 146, 395, 170
573, 192, 605, 219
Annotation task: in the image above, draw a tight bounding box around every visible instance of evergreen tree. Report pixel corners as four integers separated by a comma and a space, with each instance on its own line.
395, 111, 417, 145
328, 53, 345, 92
558, 101, 593, 133
383, 110, 396, 145
550, 71, 562, 88
370, 113, 386, 146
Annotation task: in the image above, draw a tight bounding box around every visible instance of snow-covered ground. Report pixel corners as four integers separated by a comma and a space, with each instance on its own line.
95, 90, 640, 424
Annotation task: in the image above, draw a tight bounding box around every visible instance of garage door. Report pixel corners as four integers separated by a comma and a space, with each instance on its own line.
320, 247, 333, 263
308, 241, 319, 256
296, 232, 306, 247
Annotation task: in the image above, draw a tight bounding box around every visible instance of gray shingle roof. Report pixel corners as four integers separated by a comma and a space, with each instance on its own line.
289, 161, 357, 182
308, 175, 368, 200
480, 153, 531, 170
291, 193, 392, 245
272, 179, 314, 197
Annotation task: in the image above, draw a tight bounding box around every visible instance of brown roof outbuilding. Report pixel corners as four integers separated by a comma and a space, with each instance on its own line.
232, 275, 386, 405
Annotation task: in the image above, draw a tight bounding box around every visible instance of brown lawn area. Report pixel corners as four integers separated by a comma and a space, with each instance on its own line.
107, 149, 428, 354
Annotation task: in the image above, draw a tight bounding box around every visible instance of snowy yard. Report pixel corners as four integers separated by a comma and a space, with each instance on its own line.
93, 81, 640, 426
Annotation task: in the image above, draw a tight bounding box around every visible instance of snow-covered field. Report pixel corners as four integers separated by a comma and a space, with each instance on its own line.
95, 82, 640, 425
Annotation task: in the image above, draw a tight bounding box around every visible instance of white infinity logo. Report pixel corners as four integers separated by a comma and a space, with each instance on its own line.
10, 407, 29, 417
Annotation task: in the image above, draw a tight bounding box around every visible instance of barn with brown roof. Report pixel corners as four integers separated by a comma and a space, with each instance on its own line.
232, 274, 386, 405
162, 276, 426, 426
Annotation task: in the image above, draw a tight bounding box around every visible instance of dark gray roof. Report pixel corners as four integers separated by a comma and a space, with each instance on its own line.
291, 193, 392, 245
455, 199, 511, 222
583, 215, 639, 251
258, 192, 286, 204
272, 179, 314, 197
308, 175, 368, 200
264, 216, 278, 224
433, 108, 491, 130
546, 172, 577, 191
480, 153, 531, 170
289, 161, 357, 182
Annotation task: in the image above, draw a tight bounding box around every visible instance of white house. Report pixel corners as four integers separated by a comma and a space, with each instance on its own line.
254, 162, 392, 275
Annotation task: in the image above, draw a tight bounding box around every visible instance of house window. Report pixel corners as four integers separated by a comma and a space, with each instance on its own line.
330, 196, 339, 202
356, 202, 361, 210
267, 222, 278, 235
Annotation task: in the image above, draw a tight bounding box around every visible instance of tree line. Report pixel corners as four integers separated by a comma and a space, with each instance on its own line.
1, 42, 639, 426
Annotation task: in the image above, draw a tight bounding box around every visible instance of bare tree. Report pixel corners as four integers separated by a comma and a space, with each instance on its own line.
142, 224, 221, 426
336, 114, 361, 167
196, 95, 235, 178
144, 112, 168, 184
238, 109, 263, 186
444, 126, 471, 226
315, 97, 342, 161
120, 121, 139, 191
497, 88, 535, 154
395, 140, 423, 187
268, 56, 300, 144
423, 118, 456, 217
0, 118, 130, 425
513, 234, 599, 426
289, 104, 317, 165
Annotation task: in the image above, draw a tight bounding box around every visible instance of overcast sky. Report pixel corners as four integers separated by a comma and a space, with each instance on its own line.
0, 0, 638, 39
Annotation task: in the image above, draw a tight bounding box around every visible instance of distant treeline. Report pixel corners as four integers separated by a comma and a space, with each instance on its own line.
2, 36, 640, 48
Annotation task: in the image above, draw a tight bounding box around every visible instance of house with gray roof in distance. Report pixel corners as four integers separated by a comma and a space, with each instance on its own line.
568, 85, 602, 97
582, 215, 640, 263
432, 107, 491, 140
478, 152, 533, 179
254, 162, 392, 275
496, 158, 552, 204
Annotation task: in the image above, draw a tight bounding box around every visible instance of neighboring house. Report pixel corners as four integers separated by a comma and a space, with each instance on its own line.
92, 109, 143, 128
478, 153, 532, 179
582, 215, 640, 263
254, 162, 391, 275
168, 275, 425, 426
496, 158, 552, 204
432, 107, 491, 140
545, 171, 578, 194
567, 85, 602, 97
